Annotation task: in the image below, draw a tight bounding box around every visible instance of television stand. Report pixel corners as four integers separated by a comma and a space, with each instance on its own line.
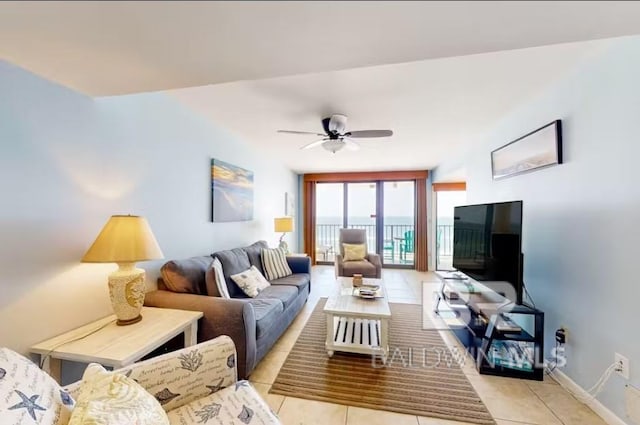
434, 274, 544, 381
436, 271, 469, 280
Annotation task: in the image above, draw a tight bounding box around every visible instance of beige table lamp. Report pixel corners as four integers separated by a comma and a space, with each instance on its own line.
274, 216, 293, 253
82, 215, 164, 325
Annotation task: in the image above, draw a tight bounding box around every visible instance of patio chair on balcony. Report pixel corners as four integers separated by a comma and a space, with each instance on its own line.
317, 244, 335, 261
335, 228, 382, 279
400, 230, 415, 263
383, 239, 395, 261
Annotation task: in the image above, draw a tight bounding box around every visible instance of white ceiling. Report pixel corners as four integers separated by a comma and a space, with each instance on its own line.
168, 40, 612, 173
1, 1, 639, 173
2, 1, 640, 96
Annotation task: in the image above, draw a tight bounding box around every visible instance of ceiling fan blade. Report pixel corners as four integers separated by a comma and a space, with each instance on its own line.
278, 130, 326, 136
343, 139, 360, 151
344, 130, 393, 138
300, 139, 327, 150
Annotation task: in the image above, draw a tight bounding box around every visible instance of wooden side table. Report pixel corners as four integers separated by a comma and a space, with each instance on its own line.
30, 307, 203, 383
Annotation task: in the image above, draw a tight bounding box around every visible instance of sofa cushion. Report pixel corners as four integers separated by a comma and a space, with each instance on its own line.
212, 248, 252, 298
160, 256, 211, 294
246, 299, 284, 339
166, 380, 280, 425
0, 347, 75, 425
243, 240, 269, 276
286, 256, 311, 274
255, 285, 299, 310
269, 273, 310, 292
205, 258, 231, 299
342, 259, 378, 277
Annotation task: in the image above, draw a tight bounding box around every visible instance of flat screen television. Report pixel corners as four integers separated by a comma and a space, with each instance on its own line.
453, 200, 523, 304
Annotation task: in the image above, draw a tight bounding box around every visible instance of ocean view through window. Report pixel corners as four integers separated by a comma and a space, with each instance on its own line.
436, 189, 467, 270
315, 181, 415, 266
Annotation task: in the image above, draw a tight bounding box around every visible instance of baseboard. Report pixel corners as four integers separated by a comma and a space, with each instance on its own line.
549, 369, 629, 425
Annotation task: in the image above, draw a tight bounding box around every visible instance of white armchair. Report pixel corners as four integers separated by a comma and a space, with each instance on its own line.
1, 336, 281, 425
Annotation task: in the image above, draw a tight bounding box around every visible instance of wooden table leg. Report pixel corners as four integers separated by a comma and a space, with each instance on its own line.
325, 314, 335, 357
42, 356, 62, 383
184, 321, 198, 347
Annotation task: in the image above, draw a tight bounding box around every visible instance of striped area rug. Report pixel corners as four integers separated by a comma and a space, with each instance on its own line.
270, 298, 495, 424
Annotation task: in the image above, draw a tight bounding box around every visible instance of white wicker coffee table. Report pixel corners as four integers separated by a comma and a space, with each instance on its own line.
324, 277, 392, 358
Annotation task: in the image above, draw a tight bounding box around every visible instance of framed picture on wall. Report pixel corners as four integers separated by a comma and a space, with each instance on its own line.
211, 158, 254, 222
285, 192, 295, 217
491, 120, 563, 180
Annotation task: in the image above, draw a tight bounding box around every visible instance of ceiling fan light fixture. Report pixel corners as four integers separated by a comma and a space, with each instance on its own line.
327, 114, 347, 134
322, 139, 345, 153
278, 114, 392, 154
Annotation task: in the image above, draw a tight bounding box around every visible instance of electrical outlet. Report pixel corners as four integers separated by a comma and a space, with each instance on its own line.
616, 353, 630, 380
560, 325, 569, 344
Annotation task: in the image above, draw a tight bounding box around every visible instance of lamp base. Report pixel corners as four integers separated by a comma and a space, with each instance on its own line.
108, 263, 146, 326
278, 239, 289, 254
116, 314, 143, 326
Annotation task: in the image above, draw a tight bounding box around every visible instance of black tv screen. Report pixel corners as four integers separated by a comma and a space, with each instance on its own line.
453, 201, 523, 304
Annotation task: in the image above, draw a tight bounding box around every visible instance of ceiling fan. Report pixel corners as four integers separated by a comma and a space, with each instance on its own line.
277, 114, 393, 153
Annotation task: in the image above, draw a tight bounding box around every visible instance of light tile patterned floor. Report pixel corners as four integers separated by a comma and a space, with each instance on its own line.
249, 266, 606, 425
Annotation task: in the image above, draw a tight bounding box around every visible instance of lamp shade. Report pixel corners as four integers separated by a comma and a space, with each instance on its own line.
274, 217, 293, 233
82, 215, 164, 263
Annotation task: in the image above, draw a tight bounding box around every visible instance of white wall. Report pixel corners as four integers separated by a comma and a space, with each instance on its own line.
433, 36, 640, 420
0, 61, 297, 362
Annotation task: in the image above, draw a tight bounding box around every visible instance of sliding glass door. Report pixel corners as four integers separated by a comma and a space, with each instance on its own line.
315, 183, 344, 263
314, 180, 416, 268
346, 182, 377, 253
382, 181, 415, 266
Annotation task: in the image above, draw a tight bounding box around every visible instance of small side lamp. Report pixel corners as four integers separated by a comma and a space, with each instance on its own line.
274, 217, 293, 254
82, 215, 164, 326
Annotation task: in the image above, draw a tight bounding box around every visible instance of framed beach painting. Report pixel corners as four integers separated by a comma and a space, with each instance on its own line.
211, 158, 254, 222
284, 191, 296, 217
491, 120, 563, 180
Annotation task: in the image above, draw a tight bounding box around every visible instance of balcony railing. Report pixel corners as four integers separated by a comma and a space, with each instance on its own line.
315, 223, 415, 265
436, 224, 453, 256
315, 223, 456, 267
436, 223, 453, 270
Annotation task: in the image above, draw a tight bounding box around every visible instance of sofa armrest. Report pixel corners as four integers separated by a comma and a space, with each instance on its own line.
116, 336, 236, 412
335, 254, 344, 278
367, 253, 382, 278
287, 256, 311, 274
144, 290, 257, 379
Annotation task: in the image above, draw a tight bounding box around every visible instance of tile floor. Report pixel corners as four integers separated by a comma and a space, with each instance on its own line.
249, 266, 606, 425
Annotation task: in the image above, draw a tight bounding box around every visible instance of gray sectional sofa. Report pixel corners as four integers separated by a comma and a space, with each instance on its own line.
144, 241, 311, 379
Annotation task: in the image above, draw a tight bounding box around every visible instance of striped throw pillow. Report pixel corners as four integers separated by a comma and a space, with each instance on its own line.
261, 247, 293, 280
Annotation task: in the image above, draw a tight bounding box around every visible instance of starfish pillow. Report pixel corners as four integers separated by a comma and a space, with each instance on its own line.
0, 347, 75, 424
